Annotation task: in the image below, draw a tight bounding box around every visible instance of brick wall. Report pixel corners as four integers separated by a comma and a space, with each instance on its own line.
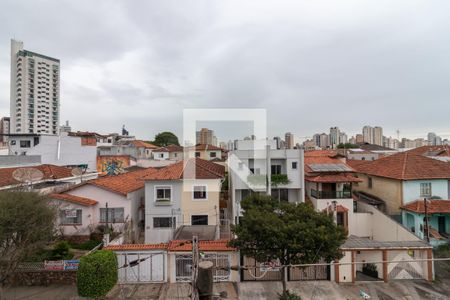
9, 270, 77, 286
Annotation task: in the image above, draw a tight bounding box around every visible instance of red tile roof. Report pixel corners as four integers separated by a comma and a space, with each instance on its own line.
50, 193, 98, 206
130, 140, 158, 149
154, 145, 184, 153
322, 204, 349, 213
405, 145, 450, 157
0, 164, 75, 188
305, 150, 339, 157
141, 158, 225, 180
306, 174, 362, 183
401, 199, 450, 214
168, 239, 235, 252
104, 243, 168, 251
348, 152, 450, 180
88, 167, 158, 195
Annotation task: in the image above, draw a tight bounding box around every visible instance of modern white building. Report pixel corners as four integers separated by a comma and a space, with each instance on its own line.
10, 39, 60, 135
228, 139, 305, 224
6, 132, 97, 171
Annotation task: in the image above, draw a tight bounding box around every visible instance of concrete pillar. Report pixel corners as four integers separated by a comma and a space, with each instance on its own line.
382, 250, 388, 283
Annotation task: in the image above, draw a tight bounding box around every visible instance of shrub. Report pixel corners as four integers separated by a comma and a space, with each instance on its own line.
77, 250, 118, 298
50, 241, 73, 260
70, 239, 101, 251
278, 290, 302, 300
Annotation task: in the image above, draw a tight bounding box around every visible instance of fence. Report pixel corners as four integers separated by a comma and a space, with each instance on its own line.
175, 253, 231, 282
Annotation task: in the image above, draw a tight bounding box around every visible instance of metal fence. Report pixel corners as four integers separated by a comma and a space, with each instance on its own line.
175, 253, 231, 282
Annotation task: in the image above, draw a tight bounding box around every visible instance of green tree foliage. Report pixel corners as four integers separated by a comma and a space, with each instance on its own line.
337, 143, 359, 149
152, 131, 180, 146
77, 250, 118, 298
50, 241, 73, 260
229, 194, 346, 296
0, 192, 56, 289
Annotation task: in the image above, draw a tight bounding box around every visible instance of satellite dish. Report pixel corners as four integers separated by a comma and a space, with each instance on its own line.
12, 168, 44, 183
71, 167, 83, 177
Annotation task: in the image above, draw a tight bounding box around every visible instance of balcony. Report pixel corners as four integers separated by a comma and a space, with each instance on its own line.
155, 199, 172, 206
310, 189, 352, 199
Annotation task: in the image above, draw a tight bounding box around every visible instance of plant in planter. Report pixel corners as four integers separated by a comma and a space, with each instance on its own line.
362, 263, 378, 278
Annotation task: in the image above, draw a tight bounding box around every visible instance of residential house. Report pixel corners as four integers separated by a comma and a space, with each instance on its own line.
401, 199, 450, 247
98, 140, 158, 160
228, 139, 305, 224
348, 152, 450, 216
142, 158, 225, 244
186, 144, 223, 161
405, 145, 450, 163
5, 132, 97, 171
303, 150, 434, 283
51, 168, 157, 241
152, 144, 184, 161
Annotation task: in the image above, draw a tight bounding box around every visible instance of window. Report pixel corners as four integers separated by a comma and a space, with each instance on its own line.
420, 183, 432, 198
291, 162, 298, 169
191, 215, 208, 225
10, 140, 16, 145
20, 140, 31, 148
33, 137, 39, 146
60, 209, 82, 225
336, 212, 345, 227
195, 152, 201, 157
100, 207, 124, 223
271, 165, 281, 175
153, 217, 175, 228
155, 186, 171, 202
210, 152, 217, 158
193, 185, 207, 200
368, 177, 373, 189
249, 168, 260, 175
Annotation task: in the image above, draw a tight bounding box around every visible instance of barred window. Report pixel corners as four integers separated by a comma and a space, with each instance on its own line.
420, 183, 432, 198
100, 207, 124, 223
60, 209, 82, 225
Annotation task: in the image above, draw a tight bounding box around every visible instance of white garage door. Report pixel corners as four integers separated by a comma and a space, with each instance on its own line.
117, 252, 166, 283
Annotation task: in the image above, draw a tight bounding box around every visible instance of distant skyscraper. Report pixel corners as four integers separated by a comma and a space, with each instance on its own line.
339, 132, 348, 145
319, 133, 329, 149
355, 134, 364, 144
362, 126, 374, 144
285, 132, 294, 149
427, 132, 442, 146
10, 39, 60, 135
59, 120, 71, 133
196, 128, 217, 145
329, 127, 340, 149
373, 126, 383, 146
273, 136, 282, 149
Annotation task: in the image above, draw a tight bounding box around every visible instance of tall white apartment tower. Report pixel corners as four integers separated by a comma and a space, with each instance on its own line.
373, 126, 383, 146
10, 39, 60, 135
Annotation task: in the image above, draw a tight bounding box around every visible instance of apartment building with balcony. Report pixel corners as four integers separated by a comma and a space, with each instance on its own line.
10, 39, 60, 135
228, 139, 305, 224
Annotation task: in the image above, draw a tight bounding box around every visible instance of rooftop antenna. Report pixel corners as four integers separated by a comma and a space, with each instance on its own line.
12, 167, 44, 190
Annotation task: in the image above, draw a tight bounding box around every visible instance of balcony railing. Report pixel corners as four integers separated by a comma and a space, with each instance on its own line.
310, 189, 352, 199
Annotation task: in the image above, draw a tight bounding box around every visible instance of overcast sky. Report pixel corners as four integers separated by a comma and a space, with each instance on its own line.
1, 0, 449, 143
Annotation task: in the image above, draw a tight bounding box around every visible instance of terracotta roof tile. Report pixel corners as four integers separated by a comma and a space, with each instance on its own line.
401, 199, 450, 214
348, 152, 450, 180
189, 144, 223, 151
322, 204, 349, 213
304, 150, 339, 157
141, 158, 225, 180
154, 145, 184, 153
104, 243, 168, 251
130, 140, 158, 149
50, 193, 98, 206
305, 174, 362, 183
88, 167, 158, 195
0, 164, 74, 188
168, 239, 235, 252
405, 145, 450, 157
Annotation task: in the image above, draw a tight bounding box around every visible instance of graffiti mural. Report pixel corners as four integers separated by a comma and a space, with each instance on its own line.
97, 155, 130, 175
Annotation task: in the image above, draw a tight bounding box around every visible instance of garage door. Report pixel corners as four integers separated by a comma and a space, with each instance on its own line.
117, 252, 166, 283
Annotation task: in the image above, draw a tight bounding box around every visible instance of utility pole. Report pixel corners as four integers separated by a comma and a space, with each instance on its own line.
424, 198, 430, 243
103, 202, 110, 246
191, 235, 199, 300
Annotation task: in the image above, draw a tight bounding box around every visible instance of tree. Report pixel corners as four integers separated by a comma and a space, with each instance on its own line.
152, 131, 180, 147
77, 250, 118, 298
0, 192, 56, 293
229, 194, 346, 296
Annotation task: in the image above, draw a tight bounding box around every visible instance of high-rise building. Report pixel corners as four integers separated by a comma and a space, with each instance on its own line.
10, 39, 60, 135
355, 134, 364, 144
285, 132, 294, 149
329, 127, 340, 149
362, 126, 373, 144
427, 132, 442, 146
319, 133, 329, 149
373, 126, 383, 146
339, 132, 348, 145
0, 117, 10, 144
196, 128, 217, 145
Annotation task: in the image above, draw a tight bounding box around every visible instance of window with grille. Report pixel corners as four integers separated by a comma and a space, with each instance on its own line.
60, 209, 82, 225
420, 183, 432, 198
153, 217, 175, 228
193, 185, 207, 200
100, 207, 124, 223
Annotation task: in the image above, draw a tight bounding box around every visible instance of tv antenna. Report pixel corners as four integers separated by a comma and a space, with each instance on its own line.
12, 167, 44, 190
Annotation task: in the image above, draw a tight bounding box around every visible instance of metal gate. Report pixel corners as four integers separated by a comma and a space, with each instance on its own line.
117, 252, 166, 283
242, 256, 329, 281
388, 251, 426, 280
175, 253, 231, 282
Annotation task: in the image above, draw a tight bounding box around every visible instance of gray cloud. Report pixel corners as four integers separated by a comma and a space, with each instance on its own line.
1, 0, 449, 142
